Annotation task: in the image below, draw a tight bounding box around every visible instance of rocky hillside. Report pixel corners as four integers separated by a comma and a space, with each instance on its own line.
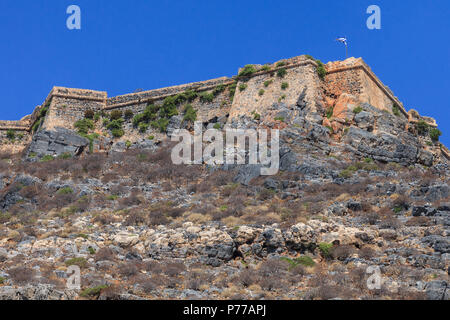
0, 59, 449, 300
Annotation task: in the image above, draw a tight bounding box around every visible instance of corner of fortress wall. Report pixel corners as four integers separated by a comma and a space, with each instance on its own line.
0, 55, 439, 144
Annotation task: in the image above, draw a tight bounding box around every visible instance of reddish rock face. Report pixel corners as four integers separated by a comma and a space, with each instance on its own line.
332, 93, 358, 121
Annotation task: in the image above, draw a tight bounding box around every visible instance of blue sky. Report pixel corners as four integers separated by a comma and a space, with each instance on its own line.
1, 0, 449, 144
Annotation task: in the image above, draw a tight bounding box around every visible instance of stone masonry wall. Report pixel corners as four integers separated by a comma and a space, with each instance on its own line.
325, 58, 408, 117
229, 57, 321, 120
41, 87, 107, 131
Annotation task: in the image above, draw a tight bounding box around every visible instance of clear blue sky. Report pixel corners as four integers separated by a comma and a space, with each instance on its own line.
1, 0, 449, 144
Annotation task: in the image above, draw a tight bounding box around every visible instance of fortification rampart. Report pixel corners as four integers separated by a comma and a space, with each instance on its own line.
1, 55, 438, 151
325, 58, 408, 117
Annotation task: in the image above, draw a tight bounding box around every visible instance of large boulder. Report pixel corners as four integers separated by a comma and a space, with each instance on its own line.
26, 127, 89, 159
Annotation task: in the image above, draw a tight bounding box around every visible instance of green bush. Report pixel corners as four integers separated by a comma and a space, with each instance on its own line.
107, 119, 124, 131
40, 155, 54, 162
213, 123, 221, 129
252, 111, 261, 120
353, 106, 363, 114
318, 242, 333, 258
281, 82, 289, 90
111, 128, 125, 138
274, 116, 285, 122
58, 153, 72, 160
392, 103, 401, 116
295, 256, 316, 267
74, 119, 94, 135
238, 64, 256, 78
184, 90, 198, 102
277, 68, 287, 78
160, 97, 179, 117
315, 60, 327, 80
199, 92, 214, 103
147, 135, 154, 140
326, 107, 334, 119
276, 61, 286, 67
32, 118, 42, 133
151, 118, 169, 133
416, 120, 429, 135
124, 109, 134, 120
110, 110, 123, 120
39, 105, 49, 118
173, 93, 187, 105
229, 82, 237, 99
65, 257, 87, 268
6, 129, 15, 140
261, 64, 271, 71
213, 84, 226, 96
183, 104, 197, 123
258, 89, 265, 96
430, 128, 442, 142
57, 187, 74, 195
264, 80, 273, 87
138, 122, 149, 133
239, 83, 247, 92
84, 110, 95, 119
80, 285, 108, 298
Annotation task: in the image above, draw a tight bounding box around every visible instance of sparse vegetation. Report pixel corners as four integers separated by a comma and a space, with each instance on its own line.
281, 82, 289, 90
430, 128, 442, 142
238, 65, 256, 78
277, 68, 287, 78
315, 59, 327, 80
6, 129, 15, 141
239, 83, 247, 92
353, 106, 363, 114
183, 104, 197, 123
392, 103, 401, 116
199, 92, 215, 103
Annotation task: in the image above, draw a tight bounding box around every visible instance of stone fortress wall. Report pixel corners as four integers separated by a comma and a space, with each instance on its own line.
0, 55, 440, 154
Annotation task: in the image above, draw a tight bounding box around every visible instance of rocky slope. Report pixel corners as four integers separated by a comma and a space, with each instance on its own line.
0, 87, 449, 300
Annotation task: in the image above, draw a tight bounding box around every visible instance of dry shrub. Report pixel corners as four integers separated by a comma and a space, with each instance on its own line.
163, 261, 186, 277
124, 210, 147, 226
331, 245, 355, 261
19, 184, 40, 199
234, 269, 259, 288
148, 210, 169, 226
93, 212, 118, 225
379, 216, 401, 229
8, 266, 34, 284
359, 246, 376, 260
144, 260, 163, 274
118, 262, 139, 277
141, 278, 158, 293
207, 170, 234, 187
118, 191, 142, 209
99, 285, 122, 300
95, 247, 116, 261
405, 216, 432, 227
185, 271, 212, 290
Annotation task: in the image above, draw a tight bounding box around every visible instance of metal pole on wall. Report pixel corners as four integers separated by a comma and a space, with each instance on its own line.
336, 37, 348, 60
